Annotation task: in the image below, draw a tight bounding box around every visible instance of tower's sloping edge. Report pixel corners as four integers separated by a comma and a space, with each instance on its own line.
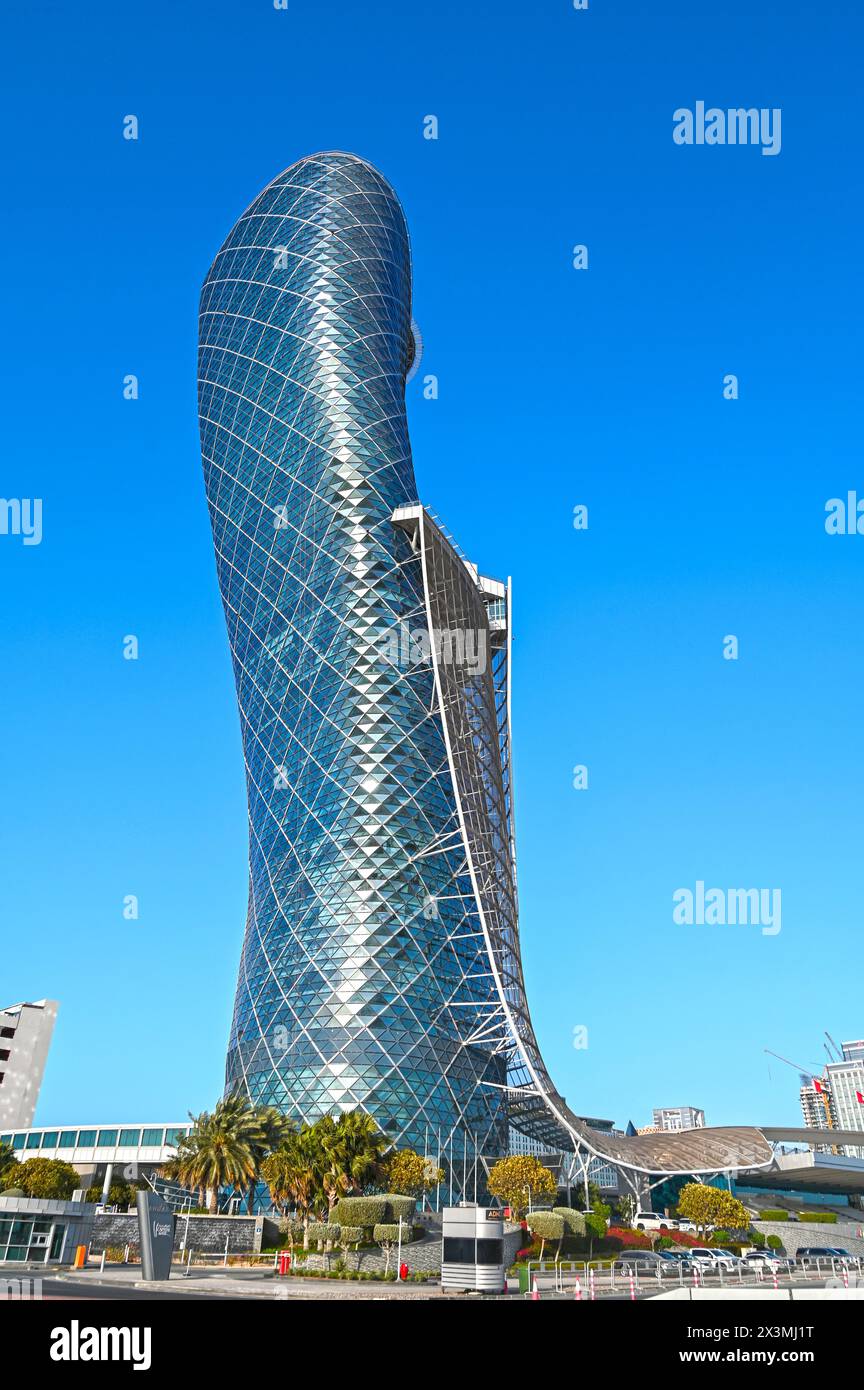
394, 505, 777, 1178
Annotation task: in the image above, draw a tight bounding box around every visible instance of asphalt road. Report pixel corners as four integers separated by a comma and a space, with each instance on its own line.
11, 1278, 221, 1301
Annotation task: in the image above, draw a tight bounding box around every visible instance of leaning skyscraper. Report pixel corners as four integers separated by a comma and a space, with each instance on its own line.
199, 152, 776, 1194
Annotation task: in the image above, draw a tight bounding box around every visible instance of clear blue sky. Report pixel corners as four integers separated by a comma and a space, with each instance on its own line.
1, 0, 861, 1132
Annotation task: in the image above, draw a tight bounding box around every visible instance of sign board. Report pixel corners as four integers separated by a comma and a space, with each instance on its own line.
136, 1191, 175, 1281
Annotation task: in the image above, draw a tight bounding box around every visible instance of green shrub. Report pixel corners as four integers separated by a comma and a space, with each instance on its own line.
527, 1211, 565, 1240
553, 1207, 587, 1238
332, 1197, 389, 1227
750, 1230, 766, 1247
338, 1225, 364, 1244
381, 1194, 417, 1223
5, 1158, 81, 1201
373, 1223, 402, 1243
799, 1212, 836, 1224
278, 1219, 305, 1242
307, 1223, 339, 1244
755, 1210, 789, 1222
766, 1235, 783, 1251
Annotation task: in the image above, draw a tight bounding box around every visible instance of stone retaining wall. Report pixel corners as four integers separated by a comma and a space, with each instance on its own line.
92, 1212, 280, 1255
752, 1220, 864, 1256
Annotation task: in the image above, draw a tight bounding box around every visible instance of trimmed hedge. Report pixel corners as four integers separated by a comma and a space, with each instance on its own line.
384, 1194, 417, 1223
373, 1224, 402, 1243
332, 1198, 389, 1226
307, 1223, 340, 1243
332, 1194, 417, 1226
799, 1212, 837, 1224
527, 1212, 565, 1240
553, 1207, 587, 1238
337, 1225, 364, 1243
278, 1219, 306, 1242
755, 1210, 789, 1221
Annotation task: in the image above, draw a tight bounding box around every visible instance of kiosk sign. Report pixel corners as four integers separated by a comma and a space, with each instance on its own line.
137, 1191, 175, 1281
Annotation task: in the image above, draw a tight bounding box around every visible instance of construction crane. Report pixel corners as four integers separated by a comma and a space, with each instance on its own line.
825, 1031, 844, 1062
764, 1047, 836, 1144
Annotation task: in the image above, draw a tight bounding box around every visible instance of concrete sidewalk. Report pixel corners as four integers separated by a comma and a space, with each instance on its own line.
52, 1266, 448, 1300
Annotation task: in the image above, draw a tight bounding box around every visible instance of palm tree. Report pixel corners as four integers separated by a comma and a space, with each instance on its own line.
161, 1099, 257, 1214
326, 1111, 389, 1199
242, 1103, 295, 1215
261, 1126, 324, 1249
161, 1114, 209, 1208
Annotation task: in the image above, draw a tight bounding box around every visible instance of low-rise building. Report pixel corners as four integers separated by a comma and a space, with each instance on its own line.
0, 1122, 191, 1191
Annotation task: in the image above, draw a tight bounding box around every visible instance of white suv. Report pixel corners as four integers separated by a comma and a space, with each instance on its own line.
688, 1248, 738, 1272
633, 1211, 679, 1232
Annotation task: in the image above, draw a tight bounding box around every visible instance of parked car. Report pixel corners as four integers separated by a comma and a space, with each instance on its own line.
657, 1250, 692, 1270
688, 1248, 738, 1272
796, 1247, 853, 1266
743, 1249, 785, 1268
715, 1248, 746, 1267
617, 1251, 664, 1277
633, 1211, 679, 1232
676, 1219, 697, 1233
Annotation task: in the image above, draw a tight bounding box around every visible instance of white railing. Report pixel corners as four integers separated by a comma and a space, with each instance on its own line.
520, 1252, 864, 1298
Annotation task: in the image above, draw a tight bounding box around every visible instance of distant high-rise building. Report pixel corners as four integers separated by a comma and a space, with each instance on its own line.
825, 1054, 864, 1161
652, 1105, 705, 1133
799, 1077, 834, 1153
841, 1039, 864, 1065
0, 1000, 58, 1130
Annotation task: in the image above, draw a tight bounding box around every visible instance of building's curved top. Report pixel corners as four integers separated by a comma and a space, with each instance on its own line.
200, 150, 416, 384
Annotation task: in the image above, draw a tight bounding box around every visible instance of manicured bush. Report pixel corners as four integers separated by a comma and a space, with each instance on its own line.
382, 1194, 417, 1223
766, 1235, 783, 1251
338, 1225, 364, 1244
527, 1211, 565, 1240
373, 1223, 401, 1243
307, 1223, 340, 1245
553, 1207, 587, 1238
755, 1210, 789, 1222
799, 1212, 837, 1224
278, 1219, 305, 1242
332, 1197, 389, 1227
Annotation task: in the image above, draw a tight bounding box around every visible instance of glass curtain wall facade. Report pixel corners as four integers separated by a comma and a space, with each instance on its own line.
199, 151, 779, 1192
198, 153, 508, 1175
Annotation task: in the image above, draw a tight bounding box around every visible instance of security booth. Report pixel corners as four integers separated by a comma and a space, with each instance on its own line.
441, 1204, 506, 1293
0, 1194, 97, 1265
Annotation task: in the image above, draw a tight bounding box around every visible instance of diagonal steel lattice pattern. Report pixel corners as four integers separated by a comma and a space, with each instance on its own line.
198, 152, 509, 1169
199, 151, 777, 1186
